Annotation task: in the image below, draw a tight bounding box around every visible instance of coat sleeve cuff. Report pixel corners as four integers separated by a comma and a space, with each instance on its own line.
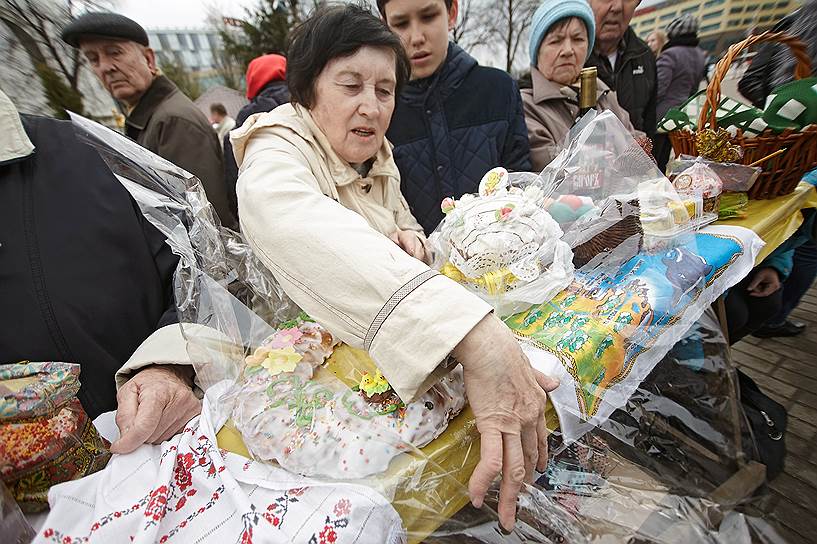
366, 273, 492, 402
116, 324, 190, 389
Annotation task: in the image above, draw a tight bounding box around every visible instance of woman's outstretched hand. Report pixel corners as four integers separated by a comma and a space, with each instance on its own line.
452, 313, 560, 532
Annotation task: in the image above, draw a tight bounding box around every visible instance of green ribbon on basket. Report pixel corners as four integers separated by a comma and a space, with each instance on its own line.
659, 78, 817, 137
763, 77, 817, 131
658, 91, 767, 136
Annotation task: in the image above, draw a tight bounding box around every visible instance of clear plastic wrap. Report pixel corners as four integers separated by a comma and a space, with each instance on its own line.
68, 112, 300, 388
669, 154, 762, 193
2, 480, 35, 544
542, 111, 677, 265
58, 112, 785, 543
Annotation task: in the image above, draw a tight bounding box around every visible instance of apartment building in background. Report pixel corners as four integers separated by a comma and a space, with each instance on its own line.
632, 0, 801, 54
147, 28, 223, 89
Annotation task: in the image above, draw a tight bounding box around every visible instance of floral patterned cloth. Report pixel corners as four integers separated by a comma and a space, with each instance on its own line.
1, 362, 110, 512
35, 382, 405, 544
0, 362, 80, 422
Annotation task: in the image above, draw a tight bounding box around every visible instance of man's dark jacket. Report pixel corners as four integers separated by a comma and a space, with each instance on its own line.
387, 43, 532, 234
586, 27, 658, 136
223, 81, 290, 222
0, 115, 179, 418
126, 75, 238, 230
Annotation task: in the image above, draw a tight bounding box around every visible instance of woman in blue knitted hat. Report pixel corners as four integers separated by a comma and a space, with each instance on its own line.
521, 0, 639, 171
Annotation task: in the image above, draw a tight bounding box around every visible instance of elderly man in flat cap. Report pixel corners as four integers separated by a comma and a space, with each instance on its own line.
62, 12, 238, 230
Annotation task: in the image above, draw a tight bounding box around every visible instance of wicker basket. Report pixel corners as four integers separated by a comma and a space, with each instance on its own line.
669, 31, 817, 200
573, 200, 643, 267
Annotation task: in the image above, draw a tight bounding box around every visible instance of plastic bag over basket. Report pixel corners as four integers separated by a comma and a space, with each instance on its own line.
542, 110, 716, 267
63, 112, 783, 543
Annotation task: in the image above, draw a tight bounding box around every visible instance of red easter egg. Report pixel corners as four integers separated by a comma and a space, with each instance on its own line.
560, 195, 583, 210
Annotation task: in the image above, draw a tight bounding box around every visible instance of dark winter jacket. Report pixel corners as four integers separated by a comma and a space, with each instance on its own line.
223, 81, 290, 222
387, 43, 532, 234
586, 27, 658, 136
738, 3, 816, 108
656, 36, 707, 120
0, 114, 179, 419
126, 75, 237, 230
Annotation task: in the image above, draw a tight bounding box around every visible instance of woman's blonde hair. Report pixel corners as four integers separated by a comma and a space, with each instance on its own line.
647, 29, 668, 54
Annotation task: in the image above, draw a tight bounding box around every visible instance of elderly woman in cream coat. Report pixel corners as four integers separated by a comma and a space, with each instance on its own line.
230, 5, 558, 531
522, 0, 639, 171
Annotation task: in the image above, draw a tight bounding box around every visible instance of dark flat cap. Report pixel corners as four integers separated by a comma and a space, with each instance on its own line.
61, 12, 149, 47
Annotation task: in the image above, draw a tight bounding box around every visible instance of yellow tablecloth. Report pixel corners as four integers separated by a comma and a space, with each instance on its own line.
715, 182, 817, 263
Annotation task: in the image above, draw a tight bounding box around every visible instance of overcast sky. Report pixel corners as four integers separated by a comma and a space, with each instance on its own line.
117, 0, 255, 29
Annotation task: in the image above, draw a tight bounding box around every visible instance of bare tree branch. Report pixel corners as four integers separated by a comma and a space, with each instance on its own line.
477, 0, 538, 73
0, 0, 114, 91
0, 0, 115, 115
451, 0, 475, 48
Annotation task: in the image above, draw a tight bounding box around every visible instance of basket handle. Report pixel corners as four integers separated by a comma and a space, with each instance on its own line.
698, 31, 812, 130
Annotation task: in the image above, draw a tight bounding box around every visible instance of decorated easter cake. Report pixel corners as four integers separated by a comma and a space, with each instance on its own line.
431, 167, 574, 316
231, 318, 467, 478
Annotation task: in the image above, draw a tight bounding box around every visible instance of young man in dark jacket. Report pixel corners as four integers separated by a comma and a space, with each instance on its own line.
223, 53, 290, 223
587, 0, 657, 136
378, 0, 532, 234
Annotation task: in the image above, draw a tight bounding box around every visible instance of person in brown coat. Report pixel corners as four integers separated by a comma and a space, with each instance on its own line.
522, 0, 638, 171
61, 12, 238, 230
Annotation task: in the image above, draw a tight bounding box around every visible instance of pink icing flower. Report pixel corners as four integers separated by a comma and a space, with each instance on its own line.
495, 204, 515, 221
270, 327, 303, 349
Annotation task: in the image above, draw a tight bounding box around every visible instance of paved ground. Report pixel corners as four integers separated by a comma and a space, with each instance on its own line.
732, 282, 817, 544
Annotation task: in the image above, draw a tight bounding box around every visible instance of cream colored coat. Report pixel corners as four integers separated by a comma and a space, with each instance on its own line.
522, 67, 641, 172
231, 103, 491, 402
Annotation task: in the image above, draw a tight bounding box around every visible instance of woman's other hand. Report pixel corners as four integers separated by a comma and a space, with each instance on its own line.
452, 313, 560, 532
389, 230, 429, 264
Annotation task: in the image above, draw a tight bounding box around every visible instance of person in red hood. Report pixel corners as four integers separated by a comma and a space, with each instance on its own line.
223, 53, 290, 223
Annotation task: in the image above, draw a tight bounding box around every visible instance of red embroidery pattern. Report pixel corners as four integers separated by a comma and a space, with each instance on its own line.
236, 487, 305, 544
307, 499, 351, 544
157, 486, 224, 543
41, 426, 227, 543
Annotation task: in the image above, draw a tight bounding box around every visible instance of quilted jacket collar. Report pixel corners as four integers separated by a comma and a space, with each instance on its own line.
230, 103, 399, 188
402, 43, 478, 105
0, 90, 35, 165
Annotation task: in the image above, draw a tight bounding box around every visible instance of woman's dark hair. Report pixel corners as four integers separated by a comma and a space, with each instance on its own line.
376, 0, 453, 17
209, 103, 227, 116
287, 4, 410, 108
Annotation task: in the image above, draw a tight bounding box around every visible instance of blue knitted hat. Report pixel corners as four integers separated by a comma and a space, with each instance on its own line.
529, 0, 596, 66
